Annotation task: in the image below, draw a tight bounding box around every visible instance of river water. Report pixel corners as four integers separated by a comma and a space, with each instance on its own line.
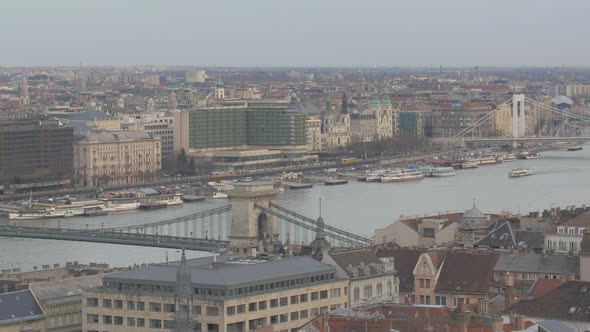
1, 147, 589, 270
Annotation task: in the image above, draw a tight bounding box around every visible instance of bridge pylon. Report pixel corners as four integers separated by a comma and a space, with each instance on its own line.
227, 182, 280, 253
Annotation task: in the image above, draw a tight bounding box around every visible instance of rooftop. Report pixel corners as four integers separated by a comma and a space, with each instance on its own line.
105, 256, 336, 289
0, 290, 45, 324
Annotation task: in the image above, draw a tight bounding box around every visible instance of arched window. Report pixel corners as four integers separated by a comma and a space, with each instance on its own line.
387, 281, 392, 295
354, 287, 360, 303
377, 282, 383, 296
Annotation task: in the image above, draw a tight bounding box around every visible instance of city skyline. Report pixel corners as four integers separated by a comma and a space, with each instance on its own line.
2, 0, 590, 67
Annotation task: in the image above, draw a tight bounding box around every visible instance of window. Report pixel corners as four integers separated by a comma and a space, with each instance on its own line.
300, 294, 308, 303
114, 316, 123, 326
249, 302, 257, 312
311, 291, 319, 301
193, 305, 201, 316
114, 300, 123, 309
435, 296, 441, 305
164, 320, 174, 329
280, 297, 288, 306
423, 227, 435, 238
164, 303, 175, 313
420, 295, 425, 304
280, 313, 288, 323
353, 287, 360, 302
270, 315, 278, 324
137, 318, 145, 328
127, 317, 136, 327
558, 227, 564, 234
330, 288, 341, 298
426, 296, 431, 305
227, 306, 235, 315
320, 290, 328, 299
149, 302, 161, 312
291, 311, 299, 321
137, 301, 145, 311
259, 301, 267, 310
102, 299, 112, 308
87, 314, 99, 323
237, 304, 245, 314
149, 319, 162, 328
206, 306, 219, 316
426, 279, 431, 288
270, 299, 278, 308
127, 301, 135, 310
103, 315, 112, 325
300, 309, 309, 319
311, 308, 320, 317
419, 279, 424, 288
87, 298, 98, 307
291, 295, 299, 304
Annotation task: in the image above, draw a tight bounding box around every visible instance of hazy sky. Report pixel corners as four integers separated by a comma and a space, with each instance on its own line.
2, 0, 589, 67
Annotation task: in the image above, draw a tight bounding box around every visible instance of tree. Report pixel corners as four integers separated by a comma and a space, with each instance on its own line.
188, 159, 196, 175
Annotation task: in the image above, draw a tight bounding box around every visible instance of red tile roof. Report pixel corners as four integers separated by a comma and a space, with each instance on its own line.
527, 278, 563, 298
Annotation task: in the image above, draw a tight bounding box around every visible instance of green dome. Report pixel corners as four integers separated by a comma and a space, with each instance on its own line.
381, 89, 392, 106
370, 91, 381, 108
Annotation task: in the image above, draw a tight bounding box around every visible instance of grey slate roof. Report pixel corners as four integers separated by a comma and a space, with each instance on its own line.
328, 249, 390, 279
0, 290, 45, 324
515, 230, 545, 250
463, 207, 485, 219
537, 320, 575, 332
105, 256, 336, 288
494, 253, 579, 275
30, 274, 106, 305
475, 221, 516, 248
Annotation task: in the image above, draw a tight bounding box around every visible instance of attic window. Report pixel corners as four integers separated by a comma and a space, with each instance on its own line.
500, 233, 509, 241
569, 306, 577, 314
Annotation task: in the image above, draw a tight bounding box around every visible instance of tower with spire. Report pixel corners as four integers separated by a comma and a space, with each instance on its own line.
173, 250, 194, 332
215, 77, 225, 99
20, 73, 29, 106
309, 198, 331, 257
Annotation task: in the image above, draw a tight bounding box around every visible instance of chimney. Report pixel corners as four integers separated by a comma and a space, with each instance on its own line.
510, 314, 525, 331
504, 272, 514, 309
492, 315, 504, 332
477, 298, 489, 315
460, 311, 472, 332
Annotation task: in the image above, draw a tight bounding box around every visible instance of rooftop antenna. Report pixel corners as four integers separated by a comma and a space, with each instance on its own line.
319, 197, 322, 217
473, 197, 476, 208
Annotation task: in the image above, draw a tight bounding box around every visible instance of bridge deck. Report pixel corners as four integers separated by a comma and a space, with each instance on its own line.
0, 226, 228, 252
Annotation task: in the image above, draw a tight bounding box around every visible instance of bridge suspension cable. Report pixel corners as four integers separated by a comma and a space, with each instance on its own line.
105, 204, 231, 232
255, 202, 374, 246
453, 98, 513, 138
525, 97, 590, 122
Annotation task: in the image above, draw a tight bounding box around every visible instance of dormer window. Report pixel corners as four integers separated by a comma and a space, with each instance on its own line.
569, 227, 576, 235
558, 227, 564, 234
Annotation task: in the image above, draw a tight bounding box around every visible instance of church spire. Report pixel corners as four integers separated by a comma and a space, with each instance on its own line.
174, 249, 193, 332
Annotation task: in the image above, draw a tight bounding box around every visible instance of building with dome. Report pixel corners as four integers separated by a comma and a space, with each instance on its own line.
350, 89, 395, 143
457, 202, 493, 246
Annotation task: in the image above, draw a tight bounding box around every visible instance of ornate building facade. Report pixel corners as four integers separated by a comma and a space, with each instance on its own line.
73, 131, 161, 187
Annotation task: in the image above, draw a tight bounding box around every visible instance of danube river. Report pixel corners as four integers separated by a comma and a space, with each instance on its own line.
1, 147, 589, 270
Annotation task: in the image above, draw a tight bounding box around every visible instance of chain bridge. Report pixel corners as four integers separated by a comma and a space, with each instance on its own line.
0, 183, 373, 253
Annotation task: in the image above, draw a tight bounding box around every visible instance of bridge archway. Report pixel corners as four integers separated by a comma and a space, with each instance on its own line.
227, 182, 279, 252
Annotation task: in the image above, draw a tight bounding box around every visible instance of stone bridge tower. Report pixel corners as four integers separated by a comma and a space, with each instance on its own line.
227, 182, 279, 253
